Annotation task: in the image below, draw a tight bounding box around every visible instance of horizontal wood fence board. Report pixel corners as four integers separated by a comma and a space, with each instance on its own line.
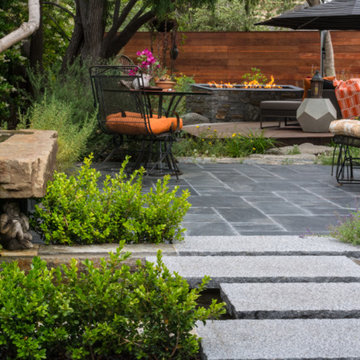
123, 31, 360, 85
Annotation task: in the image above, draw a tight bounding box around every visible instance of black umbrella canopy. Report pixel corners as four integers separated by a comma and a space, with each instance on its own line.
257, 0, 360, 30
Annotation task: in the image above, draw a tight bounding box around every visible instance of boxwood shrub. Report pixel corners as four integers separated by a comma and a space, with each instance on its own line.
0, 245, 225, 359
32, 155, 191, 245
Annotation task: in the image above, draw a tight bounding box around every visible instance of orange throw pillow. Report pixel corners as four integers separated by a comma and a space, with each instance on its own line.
106, 111, 182, 135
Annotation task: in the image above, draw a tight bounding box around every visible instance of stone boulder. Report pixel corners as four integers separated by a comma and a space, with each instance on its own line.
181, 113, 210, 126
0, 130, 58, 198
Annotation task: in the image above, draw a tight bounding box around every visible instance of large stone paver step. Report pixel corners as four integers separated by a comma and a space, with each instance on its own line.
220, 283, 360, 319
146, 255, 360, 288
196, 319, 360, 360
175, 236, 360, 256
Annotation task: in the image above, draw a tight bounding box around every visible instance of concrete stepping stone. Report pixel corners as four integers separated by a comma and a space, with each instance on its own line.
175, 235, 360, 256
196, 319, 360, 360
146, 255, 360, 287
220, 283, 360, 319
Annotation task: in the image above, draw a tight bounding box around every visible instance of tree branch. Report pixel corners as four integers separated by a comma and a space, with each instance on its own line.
105, 10, 155, 58
113, 0, 138, 30
0, 0, 40, 53
113, 0, 121, 25
42, 1, 75, 18
47, 14, 71, 41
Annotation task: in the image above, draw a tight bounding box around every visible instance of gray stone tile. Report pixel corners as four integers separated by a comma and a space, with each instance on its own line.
270, 215, 340, 233
190, 186, 231, 195
146, 255, 360, 288
231, 224, 284, 234
248, 201, 308, 215
196, 319, 360, 359
301, 207, 355, 216
220, 283, 360, 319
176, 235, 360, 256
182, 222, 238, 236
216, 207, 269, 223
183, 213, 223, 222
187, 207, 217, 214
321, 197, 360, 209
182, 173, 224, 187
188, 196, 250, 208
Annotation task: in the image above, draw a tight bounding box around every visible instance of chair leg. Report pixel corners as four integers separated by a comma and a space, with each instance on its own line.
103, 135, 124, 162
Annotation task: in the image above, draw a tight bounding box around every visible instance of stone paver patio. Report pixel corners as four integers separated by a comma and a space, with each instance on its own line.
97, 161, 360, 236
23, 161, 360, 359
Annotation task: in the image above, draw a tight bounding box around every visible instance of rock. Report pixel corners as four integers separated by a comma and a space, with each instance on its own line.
0, 201, 33, 250
267, 143, 332, 155
0, 130, 58, 198
181, 112, 210, 126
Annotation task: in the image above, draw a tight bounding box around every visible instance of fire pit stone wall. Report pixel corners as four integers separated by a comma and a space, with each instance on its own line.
186, 84, 304, 123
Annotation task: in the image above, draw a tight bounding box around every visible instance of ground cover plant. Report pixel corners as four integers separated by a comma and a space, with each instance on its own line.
330, 211, 360, 245
16, 61, 100, 171
32, 155, 191, 245
0, 245, 225, 359
173, 128, 277, 158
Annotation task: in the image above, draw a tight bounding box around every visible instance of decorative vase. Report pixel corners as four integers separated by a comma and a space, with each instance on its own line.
155, 80, 176, 90
132, 74, 152, 89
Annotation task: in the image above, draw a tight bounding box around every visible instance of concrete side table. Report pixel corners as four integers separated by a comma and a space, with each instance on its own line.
297, 98, 337, 133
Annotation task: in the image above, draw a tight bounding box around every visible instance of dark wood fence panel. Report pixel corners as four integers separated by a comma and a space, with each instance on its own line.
123, 31, 360, 86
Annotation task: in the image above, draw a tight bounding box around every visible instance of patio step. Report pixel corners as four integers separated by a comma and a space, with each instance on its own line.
175, 235, 360, 257
220, 282, 360, 319
145, 255, 360, 288
196, 319, 360, 360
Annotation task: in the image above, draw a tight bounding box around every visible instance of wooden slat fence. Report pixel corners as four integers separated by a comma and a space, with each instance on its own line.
123, 31, 360, 86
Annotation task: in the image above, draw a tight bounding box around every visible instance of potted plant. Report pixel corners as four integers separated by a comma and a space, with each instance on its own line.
153, 67, 176, 90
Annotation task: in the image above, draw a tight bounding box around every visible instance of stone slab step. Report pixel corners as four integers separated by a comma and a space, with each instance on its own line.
220, 283, 360, 319
146, 255, 360, 288
175, 236, 360, 256
196, 319, 360, 360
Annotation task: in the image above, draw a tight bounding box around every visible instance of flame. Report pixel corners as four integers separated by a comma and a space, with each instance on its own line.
264, 75, 275, 88
208, 76, 280, 88
207, 81, 234, 88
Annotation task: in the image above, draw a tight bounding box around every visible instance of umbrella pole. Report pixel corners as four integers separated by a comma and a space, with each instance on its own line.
320, 30, 327, 77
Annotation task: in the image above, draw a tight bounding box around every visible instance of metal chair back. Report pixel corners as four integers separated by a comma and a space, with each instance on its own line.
89, 65, 152, 134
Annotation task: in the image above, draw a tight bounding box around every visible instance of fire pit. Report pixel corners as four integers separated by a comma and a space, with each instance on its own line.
187, 82, 304, 122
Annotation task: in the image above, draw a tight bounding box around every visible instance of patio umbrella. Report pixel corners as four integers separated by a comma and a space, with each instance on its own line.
257, 0, 360, 30
256, 0, 360, 75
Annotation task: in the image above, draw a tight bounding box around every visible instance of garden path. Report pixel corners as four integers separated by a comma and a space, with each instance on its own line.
26, 161, 359, 360
139, 161, 360, 360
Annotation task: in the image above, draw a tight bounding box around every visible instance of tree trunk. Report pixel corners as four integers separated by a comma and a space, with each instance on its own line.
62, 0, 84, 69
0, 0, 40, 53
79, 0, 106, 61
29, 0, 43, 71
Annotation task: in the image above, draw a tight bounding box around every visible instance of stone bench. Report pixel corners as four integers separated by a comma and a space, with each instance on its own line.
329, 119, 360, 184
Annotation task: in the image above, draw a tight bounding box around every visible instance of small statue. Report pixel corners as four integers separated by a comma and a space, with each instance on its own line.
0, 202, 33, 250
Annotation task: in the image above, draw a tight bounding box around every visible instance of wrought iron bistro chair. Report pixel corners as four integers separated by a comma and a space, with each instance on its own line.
89, 65, 182, 178
330, 120, 360, 185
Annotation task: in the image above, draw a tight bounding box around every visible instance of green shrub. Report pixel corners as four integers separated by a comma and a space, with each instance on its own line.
173, 128, 277, 158
330, 212, 360, 245
25, 60, 112, 165
18, 94, 97, 171
32, 155, 191, 245
0, 245, 225, 359
225, 130, 277, 157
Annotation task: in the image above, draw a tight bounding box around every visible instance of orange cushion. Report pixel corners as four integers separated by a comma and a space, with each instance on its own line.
303, 76, 335, 100
106, 111, 182, 135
